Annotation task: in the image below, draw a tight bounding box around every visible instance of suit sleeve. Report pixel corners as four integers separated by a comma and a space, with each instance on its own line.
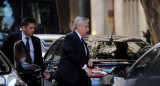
38, 39, 46, 73
33, 37, 46, 73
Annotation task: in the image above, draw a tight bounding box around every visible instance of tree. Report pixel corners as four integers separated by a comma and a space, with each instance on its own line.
140, 0, 160, 45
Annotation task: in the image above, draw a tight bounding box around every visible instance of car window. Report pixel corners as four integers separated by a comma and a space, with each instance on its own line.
87, 41, 142, 60
44, 39, 63, 62
14, 40, 32, 69
0, 52, 11, 74
127, 47, 160, 78
87, 41, 116, 59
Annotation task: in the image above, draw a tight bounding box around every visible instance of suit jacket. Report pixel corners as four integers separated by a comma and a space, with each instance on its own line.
1, 32, 45, 72
55, 31, 90, 85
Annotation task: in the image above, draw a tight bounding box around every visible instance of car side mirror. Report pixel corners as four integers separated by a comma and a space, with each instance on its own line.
20, 63, 41, 74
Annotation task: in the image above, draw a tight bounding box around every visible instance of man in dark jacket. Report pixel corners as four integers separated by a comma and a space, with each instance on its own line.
55, 16, 93, 86
1, 17, 50, 86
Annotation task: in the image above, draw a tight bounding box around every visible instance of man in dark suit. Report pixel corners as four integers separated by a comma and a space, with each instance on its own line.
55, 16, 93, 86
1, 17, 50, 85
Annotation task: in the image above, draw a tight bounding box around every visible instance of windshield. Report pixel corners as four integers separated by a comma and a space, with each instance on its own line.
0, 0, 59, 33
0, 52, 11, 75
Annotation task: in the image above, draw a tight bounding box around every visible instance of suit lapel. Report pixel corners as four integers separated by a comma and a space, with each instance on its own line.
30, 36, 36, 63
73, 31, 86, 54
73, 31, 88, 62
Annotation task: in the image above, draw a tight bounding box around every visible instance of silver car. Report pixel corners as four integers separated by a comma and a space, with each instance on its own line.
0, 50, 26, 86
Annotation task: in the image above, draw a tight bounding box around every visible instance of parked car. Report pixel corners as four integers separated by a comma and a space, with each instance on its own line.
43, 35, 151, 86
0, 49, 26, 85
112, 42, 160, 86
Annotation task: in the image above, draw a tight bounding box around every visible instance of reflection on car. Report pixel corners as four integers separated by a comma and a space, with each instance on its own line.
112, 42, 160, 86
43, 35, 151, 86
35, 34, 65, 57
0, 49, 26, 85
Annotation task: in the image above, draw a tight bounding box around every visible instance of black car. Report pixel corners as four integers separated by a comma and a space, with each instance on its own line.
43, 35, 151, 86
112, 42, 160, 86
0, 45, 27, 85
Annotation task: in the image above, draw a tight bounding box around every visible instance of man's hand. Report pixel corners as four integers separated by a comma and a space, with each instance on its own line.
43, 70, 50, 79
88, 59, 93, 67
84, 67, 92, 77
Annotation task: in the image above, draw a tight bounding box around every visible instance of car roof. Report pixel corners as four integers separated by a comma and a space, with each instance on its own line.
57, 35, 150, 45
84, 35, 149, 44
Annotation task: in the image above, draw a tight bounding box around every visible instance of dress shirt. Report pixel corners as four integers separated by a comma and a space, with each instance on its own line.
22, 32, 34, 63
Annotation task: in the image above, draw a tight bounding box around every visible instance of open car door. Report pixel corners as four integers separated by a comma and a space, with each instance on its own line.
13, 40, 42, 85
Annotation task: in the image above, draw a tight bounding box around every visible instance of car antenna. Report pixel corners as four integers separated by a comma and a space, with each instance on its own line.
109, 35, 113, 41
108, 29, 113, 41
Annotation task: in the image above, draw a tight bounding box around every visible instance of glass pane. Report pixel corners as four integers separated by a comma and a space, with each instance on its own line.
0, 53, 11, 74
127, 47, 160, 78
15, 40, 32, 64
45, 40, 63, 61
87, 41, 142, 60
87, 41, 116, 59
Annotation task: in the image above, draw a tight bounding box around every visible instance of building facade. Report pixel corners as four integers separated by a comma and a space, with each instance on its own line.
56, 0, 147, 39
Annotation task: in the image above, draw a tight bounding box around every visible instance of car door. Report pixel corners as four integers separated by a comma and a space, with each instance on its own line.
13, 40, 43, 85
113, 45, 160, 86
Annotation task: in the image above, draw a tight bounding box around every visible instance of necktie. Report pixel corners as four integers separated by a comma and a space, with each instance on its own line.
81, 38, 87, 56
25, 37, 30, 52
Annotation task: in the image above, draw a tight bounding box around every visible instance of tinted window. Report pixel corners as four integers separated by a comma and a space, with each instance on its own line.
0, 52, 11, 74
127, 47, 160, 78
87, 41, 143, 60
14, 40, 33, 71
45, 39, 63, 62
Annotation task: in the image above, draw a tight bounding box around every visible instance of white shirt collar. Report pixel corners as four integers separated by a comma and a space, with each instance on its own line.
22, 32, 30, 39
75, 30, 82, 41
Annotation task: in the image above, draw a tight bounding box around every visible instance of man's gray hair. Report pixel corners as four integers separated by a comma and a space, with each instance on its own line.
73, 16, 89, 30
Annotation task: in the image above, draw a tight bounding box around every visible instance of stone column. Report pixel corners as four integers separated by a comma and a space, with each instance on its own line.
91, 0, 106, 35
114, 0, 124, 36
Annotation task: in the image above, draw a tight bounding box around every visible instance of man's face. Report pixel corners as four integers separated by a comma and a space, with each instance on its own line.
79, 20, 89, 36
22, 23, 36, 36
